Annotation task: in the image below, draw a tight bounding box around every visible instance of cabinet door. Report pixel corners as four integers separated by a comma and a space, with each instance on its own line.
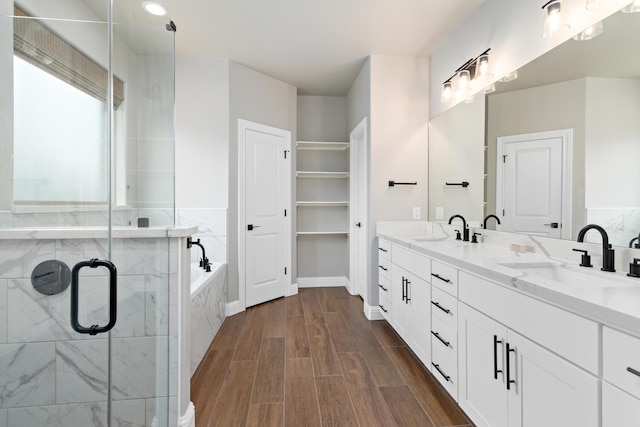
458, 303, 509, 427
391, 265, 412, 342
602, 381, 640, 427
410, 274, 430, 367
506, 331, 598, 427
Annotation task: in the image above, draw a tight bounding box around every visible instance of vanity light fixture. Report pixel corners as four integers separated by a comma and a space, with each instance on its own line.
542, 0, 570, 38
439, 48, 492, 104
483, 83, 496, 94
142, 1, 168, 16
621, 0, 640, 12
573, 21, 603, 40
499, 70, 518, 82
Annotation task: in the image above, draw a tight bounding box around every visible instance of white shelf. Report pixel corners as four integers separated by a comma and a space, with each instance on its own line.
296, 171, 349, 179
296, 201, 349, 207
296, 141, 349, 151
296, 231, 350, 236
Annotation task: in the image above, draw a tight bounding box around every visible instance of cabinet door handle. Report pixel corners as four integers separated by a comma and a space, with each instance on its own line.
431, 301, 451, 314
379, 265, 388, 271
401, 277, 406, 301
432, 363, 451, 382
405, 278, 411, 303
506, 342, 516, 390
379, 304, 388, 313
378, 283, 388, 292
431, 331, 450, 347
494, 335, 503, 380
627, 367, 640, 377
378, 247, 388, 252
431, 273, 451, 283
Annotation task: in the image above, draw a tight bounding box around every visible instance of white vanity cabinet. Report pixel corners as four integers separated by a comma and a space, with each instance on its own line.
377, 239, 392, 320
458, 272, 599, 427
385, 241, 432, 368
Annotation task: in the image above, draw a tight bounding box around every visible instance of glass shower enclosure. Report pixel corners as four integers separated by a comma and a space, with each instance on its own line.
0, 0, 177, 425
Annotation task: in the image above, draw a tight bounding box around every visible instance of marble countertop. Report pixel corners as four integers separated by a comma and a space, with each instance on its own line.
0, 225, 198, 240
378, 229, 640, 335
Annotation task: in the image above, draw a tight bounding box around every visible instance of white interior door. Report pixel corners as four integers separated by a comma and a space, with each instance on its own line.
496, 130, 572, 239
239, 120, 291, 308
350, 118, 368, 298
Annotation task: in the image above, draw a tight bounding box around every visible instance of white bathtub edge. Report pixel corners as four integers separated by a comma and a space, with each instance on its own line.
179, 401, 195, 427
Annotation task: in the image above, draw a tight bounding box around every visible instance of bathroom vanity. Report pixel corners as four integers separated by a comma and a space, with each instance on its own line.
377, 222, 640, 427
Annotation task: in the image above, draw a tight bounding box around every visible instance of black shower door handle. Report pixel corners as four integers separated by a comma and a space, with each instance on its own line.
71, 258, 118, 335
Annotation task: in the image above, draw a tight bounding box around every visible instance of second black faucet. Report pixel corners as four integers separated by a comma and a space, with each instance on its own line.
449, 214, 469, 242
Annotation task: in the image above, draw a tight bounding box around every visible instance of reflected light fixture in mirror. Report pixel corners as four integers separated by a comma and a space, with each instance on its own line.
142, 1, 168, 16
586, 0, 611, 9
456, 69, 472, 101
621, 0, 640, 12
499, 70, 518, 82
542, 0, 570, 38
573, 21, 604, 40
441, 81, 453, 103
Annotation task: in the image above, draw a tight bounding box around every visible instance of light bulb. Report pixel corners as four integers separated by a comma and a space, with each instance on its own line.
441, 82, 453, 103
542, 1, 570, 38
458, 70, 470, 90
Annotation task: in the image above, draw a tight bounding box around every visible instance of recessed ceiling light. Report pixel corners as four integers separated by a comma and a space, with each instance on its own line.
142, 1, 167, 16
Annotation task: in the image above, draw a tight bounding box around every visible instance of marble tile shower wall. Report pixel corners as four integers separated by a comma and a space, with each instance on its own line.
586, 207, 640, 248
0, 237, 178, 427
0, 208, 175, 228
177, 208, 227, 264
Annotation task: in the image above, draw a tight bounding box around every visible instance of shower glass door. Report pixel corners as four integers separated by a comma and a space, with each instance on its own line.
0, 1, 176, 425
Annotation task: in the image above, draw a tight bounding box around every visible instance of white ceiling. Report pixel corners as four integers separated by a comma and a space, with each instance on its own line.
158, 0, 486, 96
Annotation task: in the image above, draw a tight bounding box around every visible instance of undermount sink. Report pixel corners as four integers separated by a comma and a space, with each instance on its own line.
498, 262, 634, 289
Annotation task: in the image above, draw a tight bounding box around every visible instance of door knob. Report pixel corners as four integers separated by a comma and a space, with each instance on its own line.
543, 222, 560, 229
356, 222, 361, 228
247, 224, 261, 231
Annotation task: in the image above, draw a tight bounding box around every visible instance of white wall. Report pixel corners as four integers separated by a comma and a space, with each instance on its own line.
297, 96, 347, 142
176, 58, 229, 209
430, 0, 632, 119
347, 58, 371, 134
429, 98, 485, 225
585, 77, 640, 207
368, 54, 429, 306
228, 62, 297, 302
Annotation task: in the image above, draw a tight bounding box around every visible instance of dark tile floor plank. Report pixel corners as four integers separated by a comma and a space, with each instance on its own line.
209, 360, 258, 427
252, 338, 285, 404
380, 385, 436, 427
233, 305, 268, 361
191, 349, 235, 427
370, 320, 405, 347
327, 286, 351, 299
211, 311, 247, 350
263, 298, 286, 338
302, 291, 326, 325
338, 352, 397, 427
352, 328, 405, 387
386, 346, 472, 426
317, 288, 340, 312
307, 324, 342, 376
336, 297, 370, 330
324, 311, 360, 353
285, 315, 310, 358
284, 358, 321, 427
315, 375, 360, 427
245, 403, 283, 427
285, 294, 304, 316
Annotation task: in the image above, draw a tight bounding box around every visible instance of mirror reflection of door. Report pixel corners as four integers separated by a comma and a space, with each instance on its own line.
496, 129, 572, 239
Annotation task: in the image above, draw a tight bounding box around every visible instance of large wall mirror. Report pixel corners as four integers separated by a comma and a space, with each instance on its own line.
429, 4, 640, 248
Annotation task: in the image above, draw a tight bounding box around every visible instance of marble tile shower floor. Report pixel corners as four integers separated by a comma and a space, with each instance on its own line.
190, 287, 474, 427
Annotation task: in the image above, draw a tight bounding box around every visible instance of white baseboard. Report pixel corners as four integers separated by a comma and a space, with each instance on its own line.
179, 402, 195, 427
225, 300, 244, 316
298, 276, 349, 288
287, 282, 299, 296
364, 303, 385, 321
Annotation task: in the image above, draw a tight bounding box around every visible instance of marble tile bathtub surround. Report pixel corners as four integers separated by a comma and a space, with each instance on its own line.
0, 342, 56, 408
177, 208, 227, 263
0, 280, 6, 343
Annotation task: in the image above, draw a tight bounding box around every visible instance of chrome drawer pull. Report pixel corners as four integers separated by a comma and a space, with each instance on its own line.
431, 300, 451, 314
432, 363, 451, 382
627, 367, 640, 377
431, 273, 451, 283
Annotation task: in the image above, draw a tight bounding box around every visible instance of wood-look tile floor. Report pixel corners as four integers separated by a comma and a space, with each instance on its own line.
191, 287, 474, 427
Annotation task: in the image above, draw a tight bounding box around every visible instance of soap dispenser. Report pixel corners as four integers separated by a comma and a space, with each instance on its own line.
627, 258, 640, 278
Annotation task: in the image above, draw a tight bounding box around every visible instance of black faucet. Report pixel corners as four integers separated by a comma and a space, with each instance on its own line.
483, 214, 501, 229
448, 214, 469, 242
187, 237, 210, 271
629, 234, 640, 249
577, 224, 615, 272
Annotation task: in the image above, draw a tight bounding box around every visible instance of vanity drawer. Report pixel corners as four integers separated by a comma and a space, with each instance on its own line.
378, 274, 392, 303
378, 257, 392, 281
603, 326, 640, 399
431, 315, 457, 366
392, 244, 431, 279
432, 345, 458, 400
431, 286, 457, 329
378, 292, 391, 321
378, 239, 392, 258
431, 260, 458, 297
